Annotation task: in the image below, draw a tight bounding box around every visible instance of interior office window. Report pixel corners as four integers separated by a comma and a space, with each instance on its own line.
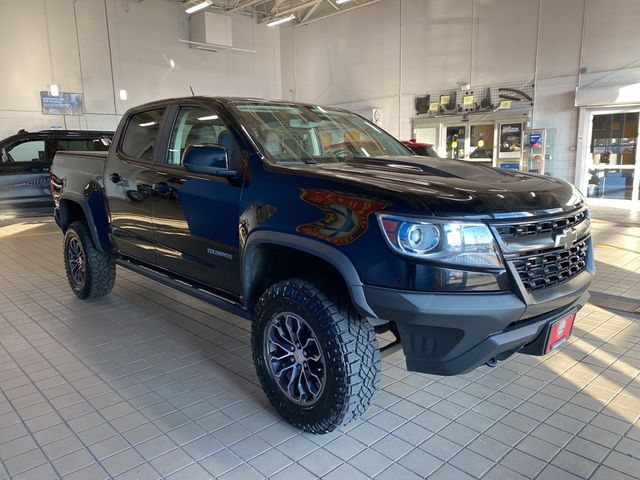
2, 140, 46, 163
469, 125, 494, 160
167, 107, 229, 166
121, 109, 165, 161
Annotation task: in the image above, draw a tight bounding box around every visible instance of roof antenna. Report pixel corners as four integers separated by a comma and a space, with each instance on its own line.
189, 86, 195, 96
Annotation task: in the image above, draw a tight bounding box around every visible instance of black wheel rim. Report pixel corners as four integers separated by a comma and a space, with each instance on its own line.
264, 312, 326, 406
67, 236, 86, 287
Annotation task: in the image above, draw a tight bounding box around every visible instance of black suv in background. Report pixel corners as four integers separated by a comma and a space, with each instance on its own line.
0, 129, 113, 216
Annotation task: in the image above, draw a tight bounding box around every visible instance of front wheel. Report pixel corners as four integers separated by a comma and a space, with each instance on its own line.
63, 221, 115, 300
252, 278, 380, 433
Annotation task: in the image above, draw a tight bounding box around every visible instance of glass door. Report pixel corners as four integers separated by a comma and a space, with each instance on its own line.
586, 112, 638, 200
445, 126, 466, 159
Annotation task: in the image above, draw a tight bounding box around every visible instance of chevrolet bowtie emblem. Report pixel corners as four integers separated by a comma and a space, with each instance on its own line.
554, 227, 578, 249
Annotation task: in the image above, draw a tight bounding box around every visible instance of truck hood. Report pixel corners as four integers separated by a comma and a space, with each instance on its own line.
292, 156, 584, 217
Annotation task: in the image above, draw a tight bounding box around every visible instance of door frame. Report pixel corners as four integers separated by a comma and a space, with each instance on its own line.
575, 105, 640, 203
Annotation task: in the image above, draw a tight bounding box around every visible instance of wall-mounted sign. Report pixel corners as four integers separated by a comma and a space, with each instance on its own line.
499, 123, 523, 159
429, 102, 439, 112
529, 133, 542, 146
499, 100, 512, 110
40, 91, 84, 115
500, 162, 521, 170
439, 95, 450, 105
463, 95, 474, 106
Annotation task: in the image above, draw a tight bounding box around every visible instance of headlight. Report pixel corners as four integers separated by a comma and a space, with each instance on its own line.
378, 214, 503, 268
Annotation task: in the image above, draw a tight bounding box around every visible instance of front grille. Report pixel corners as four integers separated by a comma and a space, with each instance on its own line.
496, 210, 587, 239
512, 240, 588, 292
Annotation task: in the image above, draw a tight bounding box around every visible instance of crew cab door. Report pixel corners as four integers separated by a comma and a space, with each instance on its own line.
0, 138, 55, 211
150, 104, 242, 295
104, 108, 167, 264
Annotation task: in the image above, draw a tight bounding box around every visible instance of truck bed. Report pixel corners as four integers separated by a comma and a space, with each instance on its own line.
52, 151, 108, 188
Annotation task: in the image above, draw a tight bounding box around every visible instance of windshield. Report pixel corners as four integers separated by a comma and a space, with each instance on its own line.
231, 103, 411, 163
407, 145, 439, 157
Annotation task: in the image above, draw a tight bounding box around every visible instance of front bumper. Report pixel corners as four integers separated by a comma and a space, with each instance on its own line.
363, 268, 592, 375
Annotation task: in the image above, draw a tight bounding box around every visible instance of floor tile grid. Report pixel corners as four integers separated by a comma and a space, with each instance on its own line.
0, 217, 638, 479
375, 306, 639, 479
0, 231, 316, 478
0, 231, 632, 478
0, 298, 168, 479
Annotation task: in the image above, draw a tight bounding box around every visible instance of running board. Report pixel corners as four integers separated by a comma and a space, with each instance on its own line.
115, 258, 250, 320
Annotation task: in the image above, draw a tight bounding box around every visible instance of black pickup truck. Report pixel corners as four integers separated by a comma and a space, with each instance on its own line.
50, 97, 593, 433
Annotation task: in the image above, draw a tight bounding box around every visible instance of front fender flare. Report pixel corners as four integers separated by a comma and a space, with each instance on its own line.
243, 231, 377, 319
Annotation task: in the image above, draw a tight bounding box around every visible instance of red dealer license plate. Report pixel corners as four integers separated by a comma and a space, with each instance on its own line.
545, 312, 576, 353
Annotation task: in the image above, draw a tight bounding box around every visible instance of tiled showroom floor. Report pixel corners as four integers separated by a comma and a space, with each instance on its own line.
0, 204, 639, 480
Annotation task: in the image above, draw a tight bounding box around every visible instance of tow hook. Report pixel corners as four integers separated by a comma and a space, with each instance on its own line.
485, 357, 498, 368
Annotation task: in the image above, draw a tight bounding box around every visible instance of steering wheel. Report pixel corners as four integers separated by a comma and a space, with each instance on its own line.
326, 148, 350, 158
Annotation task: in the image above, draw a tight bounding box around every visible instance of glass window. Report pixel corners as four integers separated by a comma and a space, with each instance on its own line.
121, 109, 165, 161
3, 140, 46, 163
58, 138, 110, 152
167, 107, 229, 166
587, 112, 638, 200
469, 125, 494, 160
231, 103, 410, 163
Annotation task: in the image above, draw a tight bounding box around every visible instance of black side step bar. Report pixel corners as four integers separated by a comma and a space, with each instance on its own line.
115, 258, 251, 320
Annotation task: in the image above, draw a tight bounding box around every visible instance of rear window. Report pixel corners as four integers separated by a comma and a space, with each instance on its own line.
57, 138, 111, 152
121, 109, 165, 161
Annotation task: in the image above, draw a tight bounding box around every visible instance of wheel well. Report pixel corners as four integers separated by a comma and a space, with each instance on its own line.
246, 244, 349, 311
58, 199, 87, 231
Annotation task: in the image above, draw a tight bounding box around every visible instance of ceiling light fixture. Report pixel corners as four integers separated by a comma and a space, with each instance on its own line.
49, 84, 60, 96
267, 14, 295, 27
185, 0, 212, 14
336, 0, 352, 4
119, 89, 128, 101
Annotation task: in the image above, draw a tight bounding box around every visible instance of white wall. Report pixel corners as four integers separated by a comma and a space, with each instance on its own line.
0, 0, 282, 140
281, 0, 640, 182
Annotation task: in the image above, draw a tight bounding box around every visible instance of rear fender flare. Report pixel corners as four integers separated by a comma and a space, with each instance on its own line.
57, 190, 110, 252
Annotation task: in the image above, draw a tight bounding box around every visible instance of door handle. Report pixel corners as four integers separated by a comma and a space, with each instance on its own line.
110, 173, 122, 183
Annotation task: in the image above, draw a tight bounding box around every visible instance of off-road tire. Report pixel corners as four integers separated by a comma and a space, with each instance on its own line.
252, 277, 380, 433
63, 221, 115, 300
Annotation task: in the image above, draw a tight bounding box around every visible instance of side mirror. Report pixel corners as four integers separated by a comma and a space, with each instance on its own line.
183, 144, 236, 177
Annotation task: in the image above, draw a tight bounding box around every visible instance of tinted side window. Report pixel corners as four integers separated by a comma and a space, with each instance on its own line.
167, 107, 230, 166
58, 138, 111, 152
121, 109, 165, 161
3, 140, 46, 163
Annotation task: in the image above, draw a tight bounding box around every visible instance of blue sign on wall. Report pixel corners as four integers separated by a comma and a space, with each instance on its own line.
529, 133, 542, 146
500, 162, 521, 170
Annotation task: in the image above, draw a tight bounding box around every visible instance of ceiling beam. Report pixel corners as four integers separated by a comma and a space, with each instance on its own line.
226, 0, 270, 13
296, 0, 381, 25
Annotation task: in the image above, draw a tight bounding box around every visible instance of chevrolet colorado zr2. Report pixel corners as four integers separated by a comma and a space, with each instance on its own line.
50, 97, 593, 433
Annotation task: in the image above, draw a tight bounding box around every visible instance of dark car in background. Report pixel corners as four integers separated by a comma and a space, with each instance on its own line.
401, 139, 439, 157
0, 129, 113, 216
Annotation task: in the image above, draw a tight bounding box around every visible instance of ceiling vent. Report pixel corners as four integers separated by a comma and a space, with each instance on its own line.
189, 11, 232, 48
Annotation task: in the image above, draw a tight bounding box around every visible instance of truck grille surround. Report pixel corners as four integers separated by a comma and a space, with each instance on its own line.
493, 210, 590, 293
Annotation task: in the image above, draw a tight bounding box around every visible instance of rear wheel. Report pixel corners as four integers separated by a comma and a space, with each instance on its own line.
252, 277, 380, 433
63, 221, 115, 299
